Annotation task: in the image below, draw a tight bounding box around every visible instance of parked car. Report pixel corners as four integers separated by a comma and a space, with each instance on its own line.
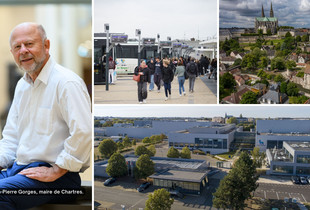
307, 176, 310, 184
104, 177, 116, 186
299, 176, 308, 185
291, 176, 300, 184
137, 182, 151, 192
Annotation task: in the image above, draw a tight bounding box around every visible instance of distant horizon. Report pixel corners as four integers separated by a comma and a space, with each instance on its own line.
94, 105, 310, 119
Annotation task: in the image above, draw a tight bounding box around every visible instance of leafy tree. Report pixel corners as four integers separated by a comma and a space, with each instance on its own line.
147, 145, 156, 157
258, 56, 268, 69
289, 96, 309, 104
240, 91, 258, 104
260, 79, 269, 87
270, 41, 274, 45
106, 153, 127, 177
286, 82, 299, 96
286, 60, 296, 70
251, 147, 265, 168
123, 136, 131, 148
227, 117, 237, 124
213, 152, 259, 210
274, 74, 285, 82
271, 57, 286, 71
302, 34, 309, 42
102, 121, 113, 127
160, 133, 167, 140
135, 154, 155, 179
135, 145, 152, 156
94, 120, 101, 127
145, 188, 174, 210
220, 72, 236, 89
267, 29, 272, 36
233, 58, 242, 66
257, 69, 267, 79
132, 139, 137, 145
296, 35, 301, 42
180, 147, 191, 159
258, 29, 263, 37
296, 71, 304, 77
296, 47, 302, 55
285, 31, 292, 38
167, 147, 180, 158
98, 139, 118, 158
143, 137, 151, 144
280, 82, 287, 93
117, 141, 124, 150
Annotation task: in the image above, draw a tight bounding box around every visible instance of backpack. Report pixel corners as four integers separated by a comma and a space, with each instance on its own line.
109, 61, 115, 69
189, 62, 196, 74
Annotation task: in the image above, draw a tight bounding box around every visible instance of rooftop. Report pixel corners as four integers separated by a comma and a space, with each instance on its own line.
286, 141, 310, 151
256, 17, 278, 22
149, 169, 209, 183
98, 156, 206, 170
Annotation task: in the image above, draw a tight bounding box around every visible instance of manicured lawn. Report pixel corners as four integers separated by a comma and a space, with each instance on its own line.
217, 151, 236, 160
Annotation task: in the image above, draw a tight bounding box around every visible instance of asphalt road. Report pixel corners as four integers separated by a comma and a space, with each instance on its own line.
255, 183, 310, 203
94, 178, 221, 210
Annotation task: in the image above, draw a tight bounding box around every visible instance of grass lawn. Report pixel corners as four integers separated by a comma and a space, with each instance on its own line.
217, 151, 236, 160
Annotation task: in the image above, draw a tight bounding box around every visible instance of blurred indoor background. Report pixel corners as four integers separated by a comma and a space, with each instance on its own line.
0, 0, 92, 182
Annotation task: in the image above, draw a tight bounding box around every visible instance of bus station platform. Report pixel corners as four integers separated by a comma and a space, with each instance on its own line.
94, 75, 217, 104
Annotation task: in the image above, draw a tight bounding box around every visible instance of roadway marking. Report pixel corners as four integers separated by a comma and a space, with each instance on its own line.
289, 193, 292, 198
130, 198, 145, 209
276, 192, 279, 200
264, 191, 266, 199
301, 194, 307, 203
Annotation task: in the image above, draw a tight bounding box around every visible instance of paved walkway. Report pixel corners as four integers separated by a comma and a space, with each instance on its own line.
94, 75, 217, 104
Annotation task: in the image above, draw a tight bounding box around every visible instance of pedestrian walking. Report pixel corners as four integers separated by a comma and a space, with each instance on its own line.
175, 60, 186, 96
154, 57, 162, 92
209, 58, 217, 79
186, 57, 198, 93
148, 59, 155, 91
161, 59, 174, 101
108, 56, 116, 84
134, 60, 150, 103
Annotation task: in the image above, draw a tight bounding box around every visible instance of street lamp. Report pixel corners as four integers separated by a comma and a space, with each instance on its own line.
167, 36, 172, 57
136, 29, 141, 66
104, 23, 110, 91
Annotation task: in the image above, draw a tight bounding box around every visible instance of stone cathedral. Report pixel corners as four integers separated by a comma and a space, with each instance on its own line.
255, 2, 278, 34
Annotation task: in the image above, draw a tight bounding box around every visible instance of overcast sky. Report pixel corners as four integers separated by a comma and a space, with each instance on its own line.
94, 105, 310, 118
220, 0, 310, 28
94, 0, 217, 41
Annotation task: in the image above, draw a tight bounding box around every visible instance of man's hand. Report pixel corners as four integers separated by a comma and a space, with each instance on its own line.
19, 165, 68, 182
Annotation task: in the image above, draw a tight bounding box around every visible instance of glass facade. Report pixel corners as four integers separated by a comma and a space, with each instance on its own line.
296, 166, 310, 175
170, 138, 228, 150
267, 140, 283, 149
297, 155, 310, 164
153, 179, 201, 192
272, 165, 293, 174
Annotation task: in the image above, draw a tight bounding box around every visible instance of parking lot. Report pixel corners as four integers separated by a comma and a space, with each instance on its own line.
255, 183, 310, 203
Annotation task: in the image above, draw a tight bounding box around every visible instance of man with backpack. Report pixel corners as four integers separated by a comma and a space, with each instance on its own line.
186, 57, 198, 93
108, 56, 116, 84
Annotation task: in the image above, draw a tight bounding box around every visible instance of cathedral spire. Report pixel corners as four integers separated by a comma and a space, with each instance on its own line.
261, 5, 265, 17
270, 2, 274, 17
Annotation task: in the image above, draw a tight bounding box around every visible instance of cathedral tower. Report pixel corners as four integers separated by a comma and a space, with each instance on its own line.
261, 5, 265, 17
270, 2, 274, 17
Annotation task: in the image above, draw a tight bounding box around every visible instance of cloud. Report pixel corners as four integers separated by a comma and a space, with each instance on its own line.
220, 0, 310, 28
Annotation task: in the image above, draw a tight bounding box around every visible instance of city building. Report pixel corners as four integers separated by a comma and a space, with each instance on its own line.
168, 124, 236, 154
255, 3, 278, 34
266, 141, 310, 175
102, 120, 212, 139
94, 155, 210, 195
256, 119, 310, 151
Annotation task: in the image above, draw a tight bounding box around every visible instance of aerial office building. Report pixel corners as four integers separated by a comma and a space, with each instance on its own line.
168, 124, 236, 154
266, 141, 310, 175
256, 119, 310, 151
